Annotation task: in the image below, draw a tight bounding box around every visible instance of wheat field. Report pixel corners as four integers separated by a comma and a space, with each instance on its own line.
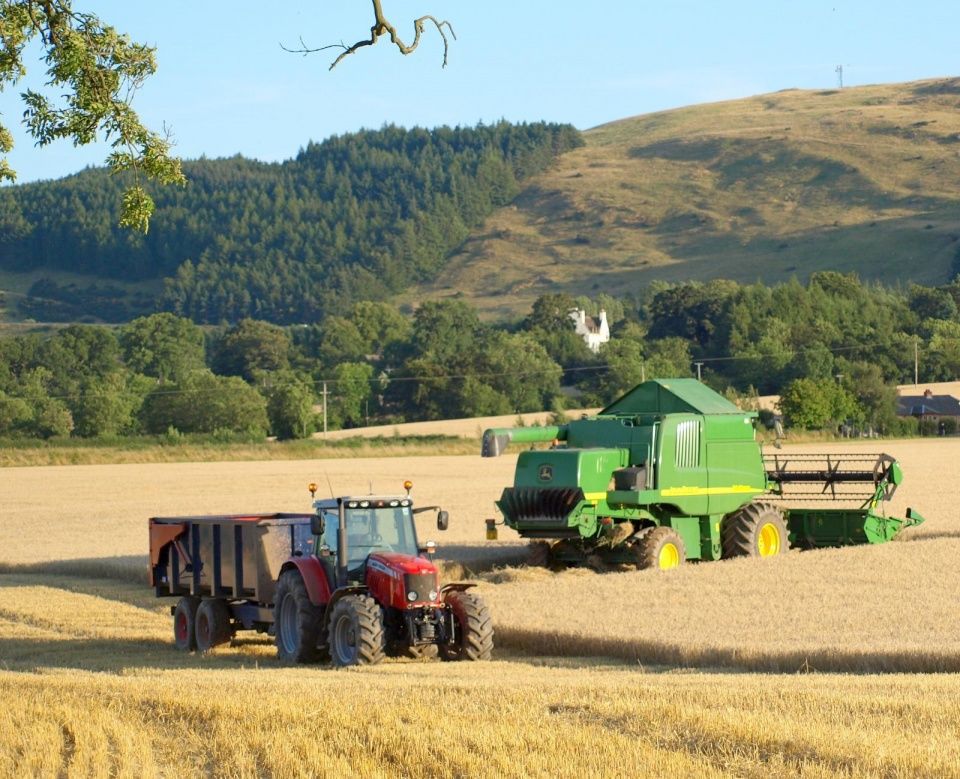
2, 438, 960, 776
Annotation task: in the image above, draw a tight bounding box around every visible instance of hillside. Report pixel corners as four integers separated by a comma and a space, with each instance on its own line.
4, 78, 960, 326
415, 78, 960, 318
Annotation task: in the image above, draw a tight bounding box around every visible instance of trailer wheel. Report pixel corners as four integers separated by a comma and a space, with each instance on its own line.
275, 570, 325, 664
722, 502, 788, 559
328, 595, 386, 667
173, 596, 200, 651
632, 526, 686, 571
439, 591, 493, 662
195, 599, 232, 653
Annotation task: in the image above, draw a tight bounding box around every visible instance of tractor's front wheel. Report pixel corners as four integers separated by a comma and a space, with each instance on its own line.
275, 570, 325, 663
403, 644, 439, 660
328, 594, 386, 667
632, 526, 686, 571
440, 590, 494, 662
722, 502, 788, 559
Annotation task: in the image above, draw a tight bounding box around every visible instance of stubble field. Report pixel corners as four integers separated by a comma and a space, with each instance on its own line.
2, 438, 960, 776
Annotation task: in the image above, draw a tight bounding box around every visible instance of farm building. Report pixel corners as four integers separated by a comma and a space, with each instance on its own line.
897, 389, 960, 420
569, 308, 610, 353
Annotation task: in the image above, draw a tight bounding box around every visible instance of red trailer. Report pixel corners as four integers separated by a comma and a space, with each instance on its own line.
149, 486, 494, 666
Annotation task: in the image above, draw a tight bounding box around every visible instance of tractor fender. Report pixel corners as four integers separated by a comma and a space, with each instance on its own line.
440, 582, 477, 598
324, 586, 369, 615
280, 557, 333, 607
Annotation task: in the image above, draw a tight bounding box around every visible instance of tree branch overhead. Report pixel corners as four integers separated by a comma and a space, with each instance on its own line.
282, 0, 456, 70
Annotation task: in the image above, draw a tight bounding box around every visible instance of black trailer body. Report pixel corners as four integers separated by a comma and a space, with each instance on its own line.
150, 513, 315, 633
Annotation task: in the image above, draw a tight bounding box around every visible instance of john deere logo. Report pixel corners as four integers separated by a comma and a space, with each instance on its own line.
538, 464, 553, 482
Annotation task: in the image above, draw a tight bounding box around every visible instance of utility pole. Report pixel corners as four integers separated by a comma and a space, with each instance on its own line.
914, 336, 919, 386
694, 362, 703, 381
641, 363, 645, 383
322, 381, 328, 438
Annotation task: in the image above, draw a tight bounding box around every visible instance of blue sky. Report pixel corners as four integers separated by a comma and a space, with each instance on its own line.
2, 1, 959, 182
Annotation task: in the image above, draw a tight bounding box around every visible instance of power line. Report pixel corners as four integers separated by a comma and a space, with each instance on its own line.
15, 333, 944, 403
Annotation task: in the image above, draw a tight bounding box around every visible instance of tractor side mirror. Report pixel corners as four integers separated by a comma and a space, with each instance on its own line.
310, 514, 325, 536
437, 510, 449, 531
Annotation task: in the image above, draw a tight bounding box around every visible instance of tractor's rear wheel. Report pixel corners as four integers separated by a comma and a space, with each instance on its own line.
173, 596, 200, 651
328, 594, 386, 667
722, 502, 788, 559
632, 526, 686, 571
275, 570, 325, 663
440, 590, 494, 662
195, 598, 232, 653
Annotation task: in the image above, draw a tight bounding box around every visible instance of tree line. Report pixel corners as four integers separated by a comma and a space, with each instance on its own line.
1, 121, 583, 324
1, 272, 958, 442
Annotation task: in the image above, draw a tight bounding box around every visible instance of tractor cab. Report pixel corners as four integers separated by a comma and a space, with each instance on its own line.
307, 483, 449, 595
312, 497, 422, 581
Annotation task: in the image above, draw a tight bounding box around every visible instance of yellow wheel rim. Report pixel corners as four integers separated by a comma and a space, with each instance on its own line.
757, 522, 781, 557
658, 542, 680, 570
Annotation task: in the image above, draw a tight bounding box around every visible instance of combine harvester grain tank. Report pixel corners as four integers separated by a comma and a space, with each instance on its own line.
482, 379, 925, 569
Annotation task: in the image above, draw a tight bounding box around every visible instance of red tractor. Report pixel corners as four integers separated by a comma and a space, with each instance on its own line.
149, 482, 494, 666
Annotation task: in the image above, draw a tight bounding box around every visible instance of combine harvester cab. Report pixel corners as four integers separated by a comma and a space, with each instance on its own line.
149, 483, 493, 666
482, 379, 925, 570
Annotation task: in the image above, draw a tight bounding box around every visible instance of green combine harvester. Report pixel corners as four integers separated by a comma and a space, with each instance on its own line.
482, 379, 925, 570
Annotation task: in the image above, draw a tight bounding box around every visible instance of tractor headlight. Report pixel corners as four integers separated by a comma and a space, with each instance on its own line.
428, 590, 438, 601
407, 591, 418, 602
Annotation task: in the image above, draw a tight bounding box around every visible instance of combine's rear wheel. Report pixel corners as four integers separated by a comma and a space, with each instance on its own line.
173, 596, 200, 651
440, 591, 494, 661
632, 527, 686, 571
722, 502, 788, 559
328, 595, 386, 667
275, 570, 326, 663
195, 599, 232, 653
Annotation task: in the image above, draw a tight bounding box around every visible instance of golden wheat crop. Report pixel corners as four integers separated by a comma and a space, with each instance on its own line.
3, 571, 960, 778
2, 439, 960, 776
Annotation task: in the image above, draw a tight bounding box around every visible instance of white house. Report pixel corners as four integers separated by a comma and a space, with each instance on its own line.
569, 309, 610, 353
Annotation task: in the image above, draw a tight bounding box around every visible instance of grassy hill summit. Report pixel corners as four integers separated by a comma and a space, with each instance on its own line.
419, 78, 960, 318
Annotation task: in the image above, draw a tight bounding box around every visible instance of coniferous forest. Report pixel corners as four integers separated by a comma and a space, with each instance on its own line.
0, 121, 583, 323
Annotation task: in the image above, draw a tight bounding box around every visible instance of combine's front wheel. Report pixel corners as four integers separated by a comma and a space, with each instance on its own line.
440, 590, 494, 661
275, 570, 326, 663
328, 595, 386, 667
632, 526, 686, 571
722, 502, 788, 559
526, 541, 551, 567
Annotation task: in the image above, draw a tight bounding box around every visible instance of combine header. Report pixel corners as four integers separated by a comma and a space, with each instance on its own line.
482, 379, 925, 570
764, 452, 922, 547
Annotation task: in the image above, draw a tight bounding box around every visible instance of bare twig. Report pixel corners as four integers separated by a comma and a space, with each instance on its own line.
281, 0, 456, 70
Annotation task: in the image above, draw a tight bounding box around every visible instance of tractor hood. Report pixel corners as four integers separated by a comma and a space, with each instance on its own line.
367, 551, 438, 577
365, 552, 440, 608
